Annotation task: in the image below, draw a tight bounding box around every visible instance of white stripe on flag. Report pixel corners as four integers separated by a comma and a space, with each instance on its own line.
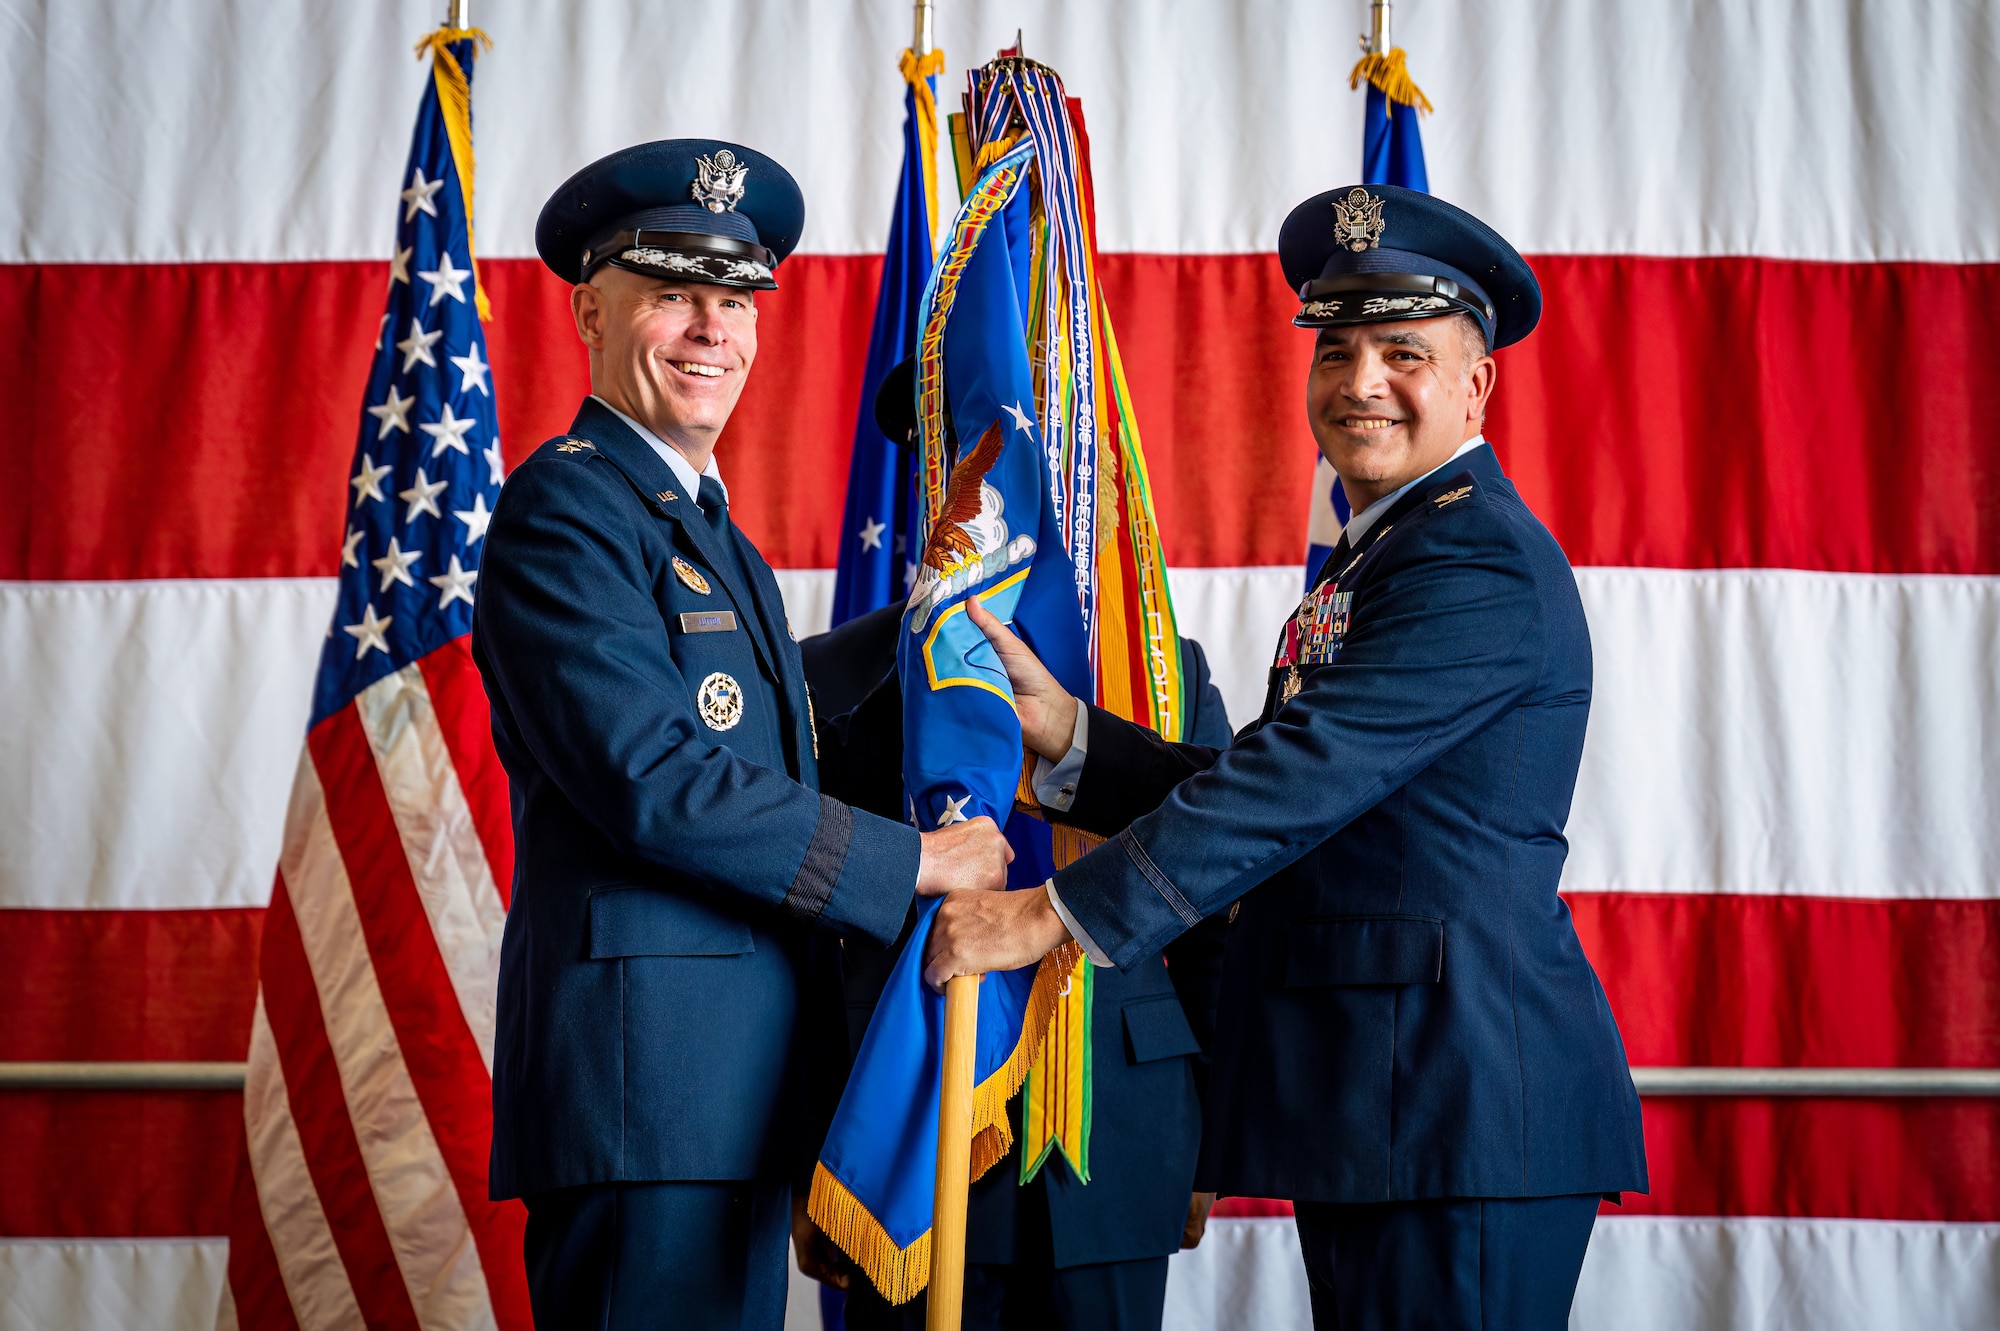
1567, 567, 2000, 899
353, 664, 506, 1071
277, 749, 496, 1331
243, 993, 365, 1328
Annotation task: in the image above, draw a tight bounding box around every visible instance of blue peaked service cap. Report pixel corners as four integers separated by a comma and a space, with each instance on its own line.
1279, 183, 1541, 349
536, 138, 804, 290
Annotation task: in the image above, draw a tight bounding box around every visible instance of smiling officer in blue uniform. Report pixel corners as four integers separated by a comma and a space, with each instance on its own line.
472, 140, 1013, 1330
923, 185, 1649, 1329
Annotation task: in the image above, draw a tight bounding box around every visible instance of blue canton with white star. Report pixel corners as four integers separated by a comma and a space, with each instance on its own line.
313, 36, 500, 726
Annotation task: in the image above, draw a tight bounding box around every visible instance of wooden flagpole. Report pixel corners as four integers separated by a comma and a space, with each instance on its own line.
927, 972, 980, 1331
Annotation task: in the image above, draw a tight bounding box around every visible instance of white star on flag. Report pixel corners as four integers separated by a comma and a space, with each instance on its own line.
453, 492, 493, 544
389, 246, 412, 286
396, 319, 443, 372
341, 527, 364, 568
427, 555, 479, 609
366, 385, 415, 439
858, 517, 886, 551
937, 793, 970, 826
399, 468, 449, 523
351, 454, 392, 505
401, 166, 444, 222
483, 439, 506, 486
419, 252, 471, 307
449, 342, 490, 395
1002, 401, 1034, 433
370, 536, 422, 591
420, 402, 477, 457
343, 603, 393, 659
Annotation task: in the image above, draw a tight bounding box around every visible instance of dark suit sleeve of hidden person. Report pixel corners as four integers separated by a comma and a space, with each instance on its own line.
475, 452, 918, 946
1053, 475, 1549, 970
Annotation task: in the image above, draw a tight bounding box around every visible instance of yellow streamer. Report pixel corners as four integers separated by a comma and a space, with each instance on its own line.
414, 27, 495, 320
1348, 47, 1434, 114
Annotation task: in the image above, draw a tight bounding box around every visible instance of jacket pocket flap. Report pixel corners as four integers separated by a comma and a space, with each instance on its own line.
587, 887, 755, 959
1122, 995, 1202, 1064
1285, 915, 1443, 987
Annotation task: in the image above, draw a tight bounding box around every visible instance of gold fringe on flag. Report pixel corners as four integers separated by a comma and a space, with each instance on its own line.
1348, 47, 1434, 114
808, 940, 1082, 1305
415, 27, 495, 320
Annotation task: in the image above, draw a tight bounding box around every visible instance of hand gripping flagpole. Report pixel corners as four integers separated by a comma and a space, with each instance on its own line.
928, 970, 980, 1331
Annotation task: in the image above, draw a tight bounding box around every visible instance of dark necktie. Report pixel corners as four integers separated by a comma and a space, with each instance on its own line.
697, 475, 730, 536
1312, 533, 1351, 589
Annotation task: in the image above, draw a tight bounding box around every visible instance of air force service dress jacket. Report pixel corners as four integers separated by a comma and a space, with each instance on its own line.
1047, 444, 1649, 1205
807, 605, 1230, 1269
472, 397, 920, 1201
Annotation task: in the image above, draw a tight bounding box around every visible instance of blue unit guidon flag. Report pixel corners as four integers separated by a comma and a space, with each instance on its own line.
830, 47, 944, 626
808, 138, 1091, 1307
1306, 40, 1435, 586
221, 28, 532, 1331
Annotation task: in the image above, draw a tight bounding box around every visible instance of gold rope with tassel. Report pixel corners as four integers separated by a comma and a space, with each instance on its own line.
1348, 47, 1433, 114
897, 47, 947, 242
415, 27, 495, 320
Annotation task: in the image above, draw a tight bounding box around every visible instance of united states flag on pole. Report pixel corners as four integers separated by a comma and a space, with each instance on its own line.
221, 25, 530, 1329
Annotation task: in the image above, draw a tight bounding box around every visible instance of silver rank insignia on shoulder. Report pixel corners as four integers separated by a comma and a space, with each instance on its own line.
556, 438, 594, 453
1333, 187, 1387, 252
672, 556, 712, 595
1280, 666, 1303, 704
697, 672, 744, 731
1433, 485, 1473, 508
692, 150, 748, 213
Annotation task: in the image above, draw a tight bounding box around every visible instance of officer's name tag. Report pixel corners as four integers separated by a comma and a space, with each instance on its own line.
678, 611, 737, 634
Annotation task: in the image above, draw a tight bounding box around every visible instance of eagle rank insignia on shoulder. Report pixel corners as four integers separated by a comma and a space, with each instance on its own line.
672, 556, 712, 595
1333, 187, 1387, 252
1433, 485, 1473, 508
697, 671, 745, 731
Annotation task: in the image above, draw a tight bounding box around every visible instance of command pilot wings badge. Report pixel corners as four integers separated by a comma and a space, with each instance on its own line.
1333, 187, 1387, 252
692, 150, 748, 213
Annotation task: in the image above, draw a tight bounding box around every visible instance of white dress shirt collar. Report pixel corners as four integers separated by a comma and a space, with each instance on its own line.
591, 395, 726, 508
1342, 435, 1486, 550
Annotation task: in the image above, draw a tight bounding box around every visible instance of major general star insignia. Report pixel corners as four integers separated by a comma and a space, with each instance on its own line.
672, 556, 711, 595
697, 671, 745, 731
1433, 485, 1474, 508
556, 438, 594, 454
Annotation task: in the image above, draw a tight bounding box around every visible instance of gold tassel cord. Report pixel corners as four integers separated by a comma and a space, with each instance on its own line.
415, 27, 495, 320
898, 48, 946, 246
1348, 47, 1434, 114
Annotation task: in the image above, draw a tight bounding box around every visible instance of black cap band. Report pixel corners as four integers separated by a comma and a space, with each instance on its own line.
580, 226, 778, 290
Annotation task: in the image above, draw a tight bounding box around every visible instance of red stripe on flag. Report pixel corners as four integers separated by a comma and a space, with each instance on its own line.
417, 638, 516, 909
10, 255, 1994, 578
0, 1088, 243, 1236
0, 907, 261, 1061
261, 876, 423, 1329
1572, 893, 2000, 1067
226, 1128, 303, 1331
307, 706, 531, 1327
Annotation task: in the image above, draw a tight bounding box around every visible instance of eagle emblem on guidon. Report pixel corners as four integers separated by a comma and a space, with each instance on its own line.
697, 671, 745, 731
1333, 186, 1387, 252
692, 150, 749, 214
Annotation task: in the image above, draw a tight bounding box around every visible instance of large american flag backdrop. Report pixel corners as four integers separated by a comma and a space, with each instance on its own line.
2, 3, 1994, 1328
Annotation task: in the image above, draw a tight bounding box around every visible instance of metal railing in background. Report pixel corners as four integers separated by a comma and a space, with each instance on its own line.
1, 1062, 1998, 1095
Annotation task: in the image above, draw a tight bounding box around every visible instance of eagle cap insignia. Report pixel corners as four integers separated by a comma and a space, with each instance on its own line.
1333, 187, 1387, 252
672, 556, 712, 595
692, 150, 749, 214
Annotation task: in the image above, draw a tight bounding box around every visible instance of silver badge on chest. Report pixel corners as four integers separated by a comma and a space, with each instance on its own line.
697, 671, 745, 731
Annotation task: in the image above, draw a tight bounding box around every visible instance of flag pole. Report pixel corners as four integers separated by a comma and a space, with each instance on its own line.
447, 0, 468, 29
913, 0, 933, 56
927, 971, 980, 1331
